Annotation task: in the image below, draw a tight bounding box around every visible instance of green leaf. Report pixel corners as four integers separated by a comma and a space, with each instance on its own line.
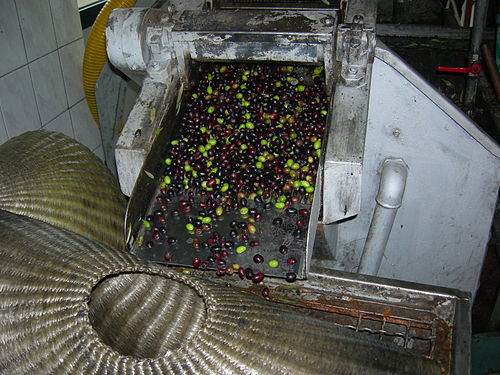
154, 127, 163, 136
135, 235, 144, 247
176, 82, 184, 115
144, 170, 154, 179
149, 107, 156, 123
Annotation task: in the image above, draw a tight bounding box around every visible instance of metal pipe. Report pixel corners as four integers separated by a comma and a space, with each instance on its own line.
464, 0, 490, 112
481, 43, 500, 101
375, 24, 495, 40
358, 158, 408, 276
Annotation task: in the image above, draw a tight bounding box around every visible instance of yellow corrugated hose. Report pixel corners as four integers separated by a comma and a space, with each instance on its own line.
83, 0, 137, 126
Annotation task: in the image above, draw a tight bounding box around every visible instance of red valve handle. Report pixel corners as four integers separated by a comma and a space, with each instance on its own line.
437, 63, 481, 74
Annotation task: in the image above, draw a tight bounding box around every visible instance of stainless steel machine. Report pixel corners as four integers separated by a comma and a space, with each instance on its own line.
99, 2, 500, 372
105, 0, 499, 295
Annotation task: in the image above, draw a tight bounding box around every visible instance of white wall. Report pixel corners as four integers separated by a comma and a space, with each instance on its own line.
0, 0, 103, 160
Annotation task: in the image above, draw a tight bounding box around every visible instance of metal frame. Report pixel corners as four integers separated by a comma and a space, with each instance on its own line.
187, 263, 471, 375
323, 15, 375, 223
101, 5, 496, 371
108, 6, 378, 227
108, 4, 500, 296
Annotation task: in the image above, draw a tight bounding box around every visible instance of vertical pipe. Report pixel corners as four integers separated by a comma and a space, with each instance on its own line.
358, 158, 408, 276
464, 0, 490, 112
481, 43, 500, 101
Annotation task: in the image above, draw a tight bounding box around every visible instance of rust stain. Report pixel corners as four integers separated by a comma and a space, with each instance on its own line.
382, 307, 392, 317
237, 283, 453, 375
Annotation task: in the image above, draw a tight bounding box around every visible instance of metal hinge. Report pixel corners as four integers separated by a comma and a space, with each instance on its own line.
336, 15, 375, 87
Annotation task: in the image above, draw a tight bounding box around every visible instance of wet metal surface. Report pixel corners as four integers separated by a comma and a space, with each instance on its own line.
132, 191, 307, 278
130, 63, 324, 279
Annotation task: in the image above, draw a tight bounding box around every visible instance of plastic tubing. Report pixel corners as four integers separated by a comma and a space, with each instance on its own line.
358, 158, 408, 276
83, 0, 137, 125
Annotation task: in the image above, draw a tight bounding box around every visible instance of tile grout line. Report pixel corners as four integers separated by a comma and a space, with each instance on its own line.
0, 36, 84, 81
40, 97, 88, 128
12, 0, 42, 137
27, 60, 48, 129
48, 0, 60, 48
48, 0, 73, 137
72, 97, 104, 151
0, 102, 9, 140
49, 0, 84, 50
56, 48, 74, 134
12, 0, 28, 71
40, 110, 70, 129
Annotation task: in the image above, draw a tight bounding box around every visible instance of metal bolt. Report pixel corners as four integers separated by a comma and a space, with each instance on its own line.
353, 15, 364, 24
323, 16, 334, 26
392, 129, 401, 138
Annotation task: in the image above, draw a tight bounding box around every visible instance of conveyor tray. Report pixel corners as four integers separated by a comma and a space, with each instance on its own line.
129, 62, 325, 280
133, 191, 312, 277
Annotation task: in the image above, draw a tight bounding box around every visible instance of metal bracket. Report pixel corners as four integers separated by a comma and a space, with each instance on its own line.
341, 0, 377, 25
323, 17, 375, 224
336, 17, 375, 87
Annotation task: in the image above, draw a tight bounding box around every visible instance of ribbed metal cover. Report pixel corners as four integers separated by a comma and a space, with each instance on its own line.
0, 130, 126, 250
0, 210, 440, 374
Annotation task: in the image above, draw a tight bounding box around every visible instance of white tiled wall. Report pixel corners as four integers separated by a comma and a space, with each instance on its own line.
0, 0, 103, 160
59, 38, 85, 107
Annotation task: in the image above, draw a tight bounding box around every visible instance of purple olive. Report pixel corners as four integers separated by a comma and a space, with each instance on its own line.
253, 254, 264, 264
192, 257, 202, 267
262, 287, 270, 298
252, 272, 265, 283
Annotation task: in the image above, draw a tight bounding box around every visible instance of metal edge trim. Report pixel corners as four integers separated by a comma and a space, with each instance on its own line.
309, 265, 471, 301
450, 297, 471, 375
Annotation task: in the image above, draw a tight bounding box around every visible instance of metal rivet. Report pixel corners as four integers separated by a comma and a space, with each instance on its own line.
392, 129, 401, 137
